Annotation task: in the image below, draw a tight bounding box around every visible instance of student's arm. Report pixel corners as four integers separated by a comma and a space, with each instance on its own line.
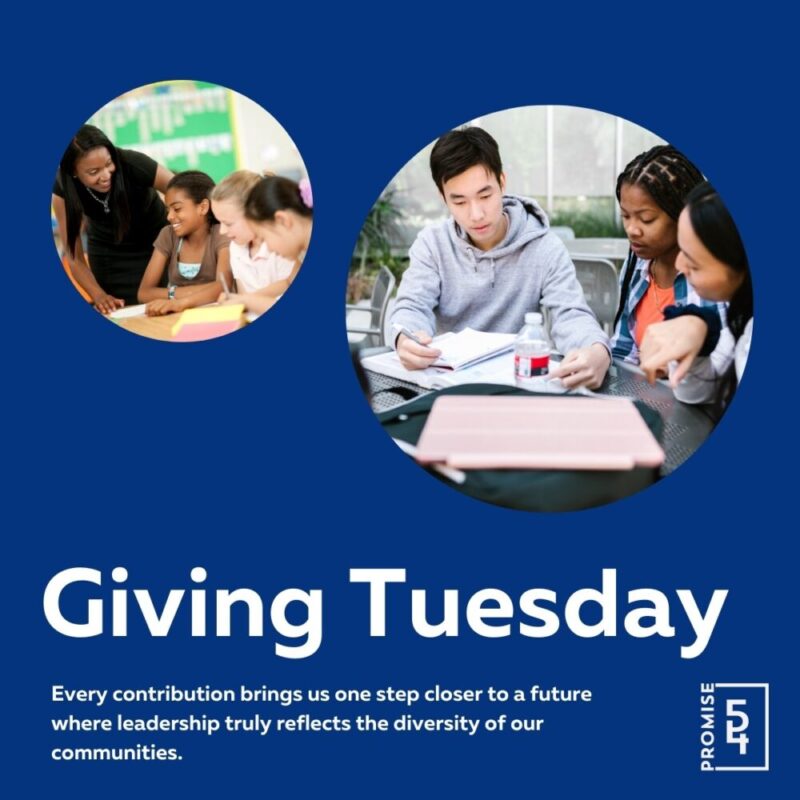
257, 256, 304, 297
218, 253, 300, 309
640, 314, 735, 406
541, 239, 610, 356
144, 249, 233, 316
396, 331, 442, 369
640, 315, 708, 382
233, 261, 298, 301
390, 235, 443, 369
137, 247, 170, 303
218, 291, 278, 316
52, 194, 124, 314
609, 259, 641, 362
257, 279, 290, 298
542, 239, 611, 389
549, 344, 611, 390
217, 247, 283, 314
153, 164, 175, 194
671, 325, 737, 405
145, 282, 221, 316
251, 272, 294, 300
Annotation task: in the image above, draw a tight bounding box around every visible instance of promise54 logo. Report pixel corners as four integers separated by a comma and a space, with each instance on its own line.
699, 683, 769, 771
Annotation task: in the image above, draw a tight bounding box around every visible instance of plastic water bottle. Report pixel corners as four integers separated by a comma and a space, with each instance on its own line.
514, 312, 550, 388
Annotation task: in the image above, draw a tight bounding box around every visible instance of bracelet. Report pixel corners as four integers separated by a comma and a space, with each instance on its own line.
167, 285, 176, 300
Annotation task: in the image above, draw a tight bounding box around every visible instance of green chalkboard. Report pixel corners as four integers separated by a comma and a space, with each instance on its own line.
89, 81, 239, 182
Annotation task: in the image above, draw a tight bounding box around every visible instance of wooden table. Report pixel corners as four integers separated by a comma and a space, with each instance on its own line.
111, 312, 181, 341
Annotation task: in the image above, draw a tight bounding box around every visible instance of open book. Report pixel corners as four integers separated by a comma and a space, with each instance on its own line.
363, 329, 514, 390
361, 347, 512, 390
426, 328, 516, 371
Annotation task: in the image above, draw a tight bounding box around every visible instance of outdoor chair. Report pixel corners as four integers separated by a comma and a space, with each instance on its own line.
346, 265, 396, 349
551, 226, 576, 241
571, 257, 620, 335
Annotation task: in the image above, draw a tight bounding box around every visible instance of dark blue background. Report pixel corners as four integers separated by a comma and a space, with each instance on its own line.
5, 2, 794, 796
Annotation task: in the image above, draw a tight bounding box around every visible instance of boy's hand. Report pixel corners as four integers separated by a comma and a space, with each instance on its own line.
397, 331, 442, 370
550, 343, 611, 389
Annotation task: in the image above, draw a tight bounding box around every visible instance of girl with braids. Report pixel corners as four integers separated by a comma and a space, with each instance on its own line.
218, 175, 312, 315
611, 145, 718, 365
53, 125, 174, 313
137, 171, 231, 316
640, 183, 752, 411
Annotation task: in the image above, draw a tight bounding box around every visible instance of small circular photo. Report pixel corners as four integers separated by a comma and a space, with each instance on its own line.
348, 106, 752, 512
52, 80, 313, 342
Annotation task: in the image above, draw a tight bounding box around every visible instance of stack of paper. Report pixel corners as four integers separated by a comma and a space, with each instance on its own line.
171, 304, 245, 342
108, 304, 147, 320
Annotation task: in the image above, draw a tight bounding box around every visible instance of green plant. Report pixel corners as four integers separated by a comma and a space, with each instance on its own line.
353, 190, 405, 277
549, 198, 625, 238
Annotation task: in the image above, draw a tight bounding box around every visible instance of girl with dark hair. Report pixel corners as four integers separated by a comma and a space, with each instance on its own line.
640, 183, 752, 408
210, 171, 296, 304
218, 175, 312, 315
611, 146, 718, 365
53, 124, 174, 313
137, 171, 231, 316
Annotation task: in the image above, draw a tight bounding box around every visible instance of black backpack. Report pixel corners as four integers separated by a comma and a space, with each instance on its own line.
379, 383, 663, 512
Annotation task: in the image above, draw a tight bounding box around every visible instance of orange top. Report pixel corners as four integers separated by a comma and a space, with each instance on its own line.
634, 278, 675, 349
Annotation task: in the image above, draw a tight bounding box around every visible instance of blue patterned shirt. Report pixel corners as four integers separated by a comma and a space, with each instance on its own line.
611, 256, 724, 364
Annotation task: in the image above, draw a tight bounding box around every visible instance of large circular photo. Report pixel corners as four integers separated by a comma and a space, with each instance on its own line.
347, 106, 752, 512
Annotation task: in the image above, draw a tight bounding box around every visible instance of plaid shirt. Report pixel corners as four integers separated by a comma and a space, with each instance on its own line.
611, 256, 723, 364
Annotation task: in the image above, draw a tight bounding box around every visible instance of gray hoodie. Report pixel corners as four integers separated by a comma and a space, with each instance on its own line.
390, 195, 610, 355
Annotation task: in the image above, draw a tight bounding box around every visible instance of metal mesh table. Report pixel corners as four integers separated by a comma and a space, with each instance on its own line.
364, 362, 715, 476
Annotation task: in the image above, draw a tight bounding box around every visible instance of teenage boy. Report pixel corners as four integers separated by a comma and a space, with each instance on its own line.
390, 127, 611, 389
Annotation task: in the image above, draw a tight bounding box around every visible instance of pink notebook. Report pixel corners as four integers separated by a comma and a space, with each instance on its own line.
171, 320, 242, 342
414, 396, 664, 470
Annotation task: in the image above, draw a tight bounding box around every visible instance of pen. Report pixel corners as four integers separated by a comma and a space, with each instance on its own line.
219, 273, 231, 300
391, 323, 434, 349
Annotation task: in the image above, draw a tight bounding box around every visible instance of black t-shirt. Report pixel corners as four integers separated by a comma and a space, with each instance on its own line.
52, 148, 167, 256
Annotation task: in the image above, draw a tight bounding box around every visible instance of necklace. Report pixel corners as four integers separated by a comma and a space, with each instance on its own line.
85, 186, 111, 214
650, 260, 673, 311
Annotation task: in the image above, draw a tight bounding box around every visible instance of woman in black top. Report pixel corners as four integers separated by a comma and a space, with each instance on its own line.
53, 125, 174, 313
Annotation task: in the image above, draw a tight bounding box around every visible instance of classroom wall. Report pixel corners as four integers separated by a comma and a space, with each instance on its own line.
85, 81, 306, 184
232, 92, 306, 180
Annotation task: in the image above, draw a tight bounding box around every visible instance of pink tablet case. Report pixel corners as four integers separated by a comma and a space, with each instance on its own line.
414, 396, 665, 470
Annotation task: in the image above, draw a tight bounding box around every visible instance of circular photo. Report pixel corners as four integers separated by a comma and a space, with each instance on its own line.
52, 80, 312, 342
347, 106, 751, 512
